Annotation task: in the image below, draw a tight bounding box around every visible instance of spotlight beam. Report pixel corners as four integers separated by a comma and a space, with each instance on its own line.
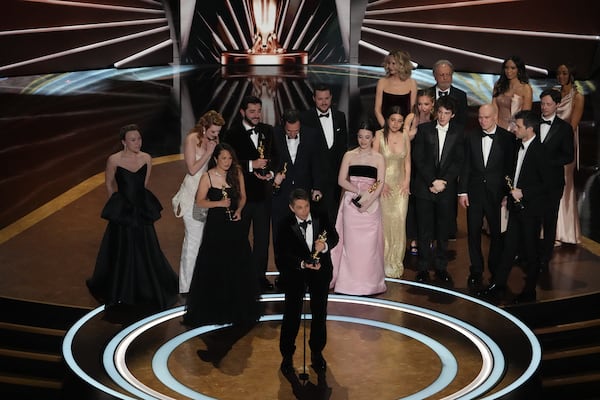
24, 0, 165, 14
217, 14, 240, 50
366, 0, 520, 15
0, 19, 167, 36
114, 39, 173, 68
282, 0, 306, 49
226, 0, 250, 49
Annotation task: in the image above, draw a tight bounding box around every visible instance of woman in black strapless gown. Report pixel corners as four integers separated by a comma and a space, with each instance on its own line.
87, 124, 178, 311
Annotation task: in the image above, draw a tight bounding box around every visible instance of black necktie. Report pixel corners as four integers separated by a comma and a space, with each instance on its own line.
439, 91, 448, 97
540, 119, 552, 125
482, 131, 495, 139
299, 219, 311, 231
319, 113, 329, 118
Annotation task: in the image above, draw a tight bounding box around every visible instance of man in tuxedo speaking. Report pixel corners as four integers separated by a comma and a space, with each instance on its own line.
274, 188, 338, 375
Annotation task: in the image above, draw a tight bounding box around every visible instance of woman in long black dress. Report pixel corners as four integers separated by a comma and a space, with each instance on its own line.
183, 143, 261, 327
86, 124, 178, 311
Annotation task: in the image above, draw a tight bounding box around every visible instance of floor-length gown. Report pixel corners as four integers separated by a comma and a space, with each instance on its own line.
87, 164, 178, 310
556, 87, 581, 244
330, 165, 386, 295
183, 184, 261, 327
378, 132, 409, 278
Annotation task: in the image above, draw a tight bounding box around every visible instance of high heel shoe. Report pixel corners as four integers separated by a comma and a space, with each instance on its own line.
409, 243, 418, 256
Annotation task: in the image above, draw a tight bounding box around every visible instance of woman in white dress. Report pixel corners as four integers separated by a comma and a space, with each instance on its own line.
172, 110, 224, 293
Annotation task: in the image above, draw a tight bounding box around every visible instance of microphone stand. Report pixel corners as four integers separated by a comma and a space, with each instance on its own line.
299, 282, 309, 382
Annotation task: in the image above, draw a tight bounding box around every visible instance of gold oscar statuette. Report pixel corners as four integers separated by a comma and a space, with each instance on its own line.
221, 186, 234, 220
309, 230, 327, 264
505, 176, 525, 210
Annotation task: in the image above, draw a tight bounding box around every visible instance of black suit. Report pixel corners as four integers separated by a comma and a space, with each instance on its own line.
271, 126, 324, 240
223, 120, 277, 285
538, 116, 574, 266
459, 126, 515, 277
494, 138, 551, 294
431, 85, 469, 126
412, 120, 464, 272
300, 108, 349, 223
274, 212, 339, 359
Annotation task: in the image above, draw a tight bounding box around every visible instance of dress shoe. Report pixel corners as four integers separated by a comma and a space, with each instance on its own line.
311, 352, 327, 371
280, 355, 294, 375
477, 283, 506, 300
415, 271, 429, 283
435, 269, 452, 283
467, 273, 482, 287
513, 290, 536, 304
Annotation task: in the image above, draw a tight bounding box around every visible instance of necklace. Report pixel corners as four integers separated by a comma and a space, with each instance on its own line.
214, 170, 225, 177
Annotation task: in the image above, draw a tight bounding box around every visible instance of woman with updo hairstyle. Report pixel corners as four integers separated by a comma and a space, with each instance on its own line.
374, 50, 418, 127
172, 110, 225, 294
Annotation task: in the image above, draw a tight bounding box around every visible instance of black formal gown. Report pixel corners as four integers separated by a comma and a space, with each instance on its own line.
87, 165, 178, 310
183, 186, 261, 327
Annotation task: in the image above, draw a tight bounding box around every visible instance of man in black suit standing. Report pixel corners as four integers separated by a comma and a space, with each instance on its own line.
300, 84, 349, 223
479, 110, 551, 303
412, 95, 464, 283
458, 104, 515, 288
275, 188, 339, 375
223, 95, 277, 291
538, 89, 574, 272
430, 59, 469, 240
271, 109, 324, 240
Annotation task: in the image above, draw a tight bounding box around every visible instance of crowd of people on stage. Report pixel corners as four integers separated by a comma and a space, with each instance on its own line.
85, 52, 583, 373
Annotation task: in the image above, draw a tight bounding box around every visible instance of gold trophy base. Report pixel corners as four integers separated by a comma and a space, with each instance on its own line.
221, 51, 308, 65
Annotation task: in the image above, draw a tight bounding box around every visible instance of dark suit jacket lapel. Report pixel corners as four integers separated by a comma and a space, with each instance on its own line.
439, 127, 456, 169
291, 221, 308, 250
543, 122, 558, 144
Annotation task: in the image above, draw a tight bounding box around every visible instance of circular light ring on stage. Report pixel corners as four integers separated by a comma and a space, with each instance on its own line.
105, 296, 502, 400
63, 280, 541, 400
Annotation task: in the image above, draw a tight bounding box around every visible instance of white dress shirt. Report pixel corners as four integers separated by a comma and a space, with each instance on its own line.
317, 108, 334, 149
436, 123, 449, 162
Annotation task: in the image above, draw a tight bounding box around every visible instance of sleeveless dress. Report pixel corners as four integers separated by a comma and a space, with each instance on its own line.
382, 91, 411, 118
172, 151, 208, 293
183, 180, 261, 327
378, 131, 409, 278
87, 164, 178, 310
556, 87, 581, 244
495, 93, 523, 131
330, 165, 386, 295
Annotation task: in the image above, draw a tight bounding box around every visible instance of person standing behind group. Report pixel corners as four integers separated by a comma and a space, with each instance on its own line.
275, 188, 339, 375
330, 121, 386, 295
373, 106, 414, 278
374, 50, 418, 126
430, 59, 468, 126
300, 84, 349, 224
555, 63, 584, 245
411, 96, 464, 284
407, 89, 436, 256
458, 104, 515, 289
537, 89, 574, 272
492, 56, 533, 131
271, 109, 324, 241
223, 95, 277, 291
172, 110, 224, 294
87, 124, 178, 311
183, 143, 261, 328
479, 111, 551, 303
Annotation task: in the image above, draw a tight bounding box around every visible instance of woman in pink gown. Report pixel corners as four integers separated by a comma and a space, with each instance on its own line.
555, 63, 584, 244
330, 121, 386, 295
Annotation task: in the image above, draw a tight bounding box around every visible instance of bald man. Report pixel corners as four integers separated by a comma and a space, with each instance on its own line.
458, 104, 516, 288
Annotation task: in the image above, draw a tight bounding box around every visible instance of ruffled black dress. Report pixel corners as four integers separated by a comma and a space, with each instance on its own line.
183, 185, 261, 327
86, 165, 178, 310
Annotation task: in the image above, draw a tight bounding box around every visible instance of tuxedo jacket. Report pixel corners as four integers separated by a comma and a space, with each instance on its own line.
458, 125, 515, 205
508, 138, 551, 216
271, 125, 324, 197
412, 120, 464, 201
223, 120, 277, 202
300, 108, 349, 184
274, 213, 339, 279
537, 116, 574, 197
430, 85, 468, 126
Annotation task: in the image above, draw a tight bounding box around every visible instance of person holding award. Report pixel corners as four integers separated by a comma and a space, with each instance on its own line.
183, 143, 261, 329
330, 121, 386, 295
274, 188, 339, 375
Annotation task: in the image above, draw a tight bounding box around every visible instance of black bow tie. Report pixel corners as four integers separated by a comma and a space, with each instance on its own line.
540, 119, 552, 125
247, 128, 256, 136
482, 131, 495, 139
299, 219, 312, 230
518, 141, 525, 149
319, 113, 329, 118
287, 135, 298, 140
438, 90, 448, 97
